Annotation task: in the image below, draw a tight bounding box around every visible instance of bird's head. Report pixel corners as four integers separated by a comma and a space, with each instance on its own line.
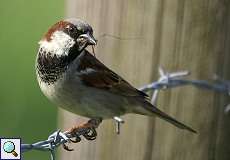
39, 18, 97, 57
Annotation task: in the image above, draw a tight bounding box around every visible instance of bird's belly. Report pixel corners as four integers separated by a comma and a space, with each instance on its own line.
38, 78, 128, 119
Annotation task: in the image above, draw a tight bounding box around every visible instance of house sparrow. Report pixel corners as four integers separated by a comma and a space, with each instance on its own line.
36, 18, 196, 133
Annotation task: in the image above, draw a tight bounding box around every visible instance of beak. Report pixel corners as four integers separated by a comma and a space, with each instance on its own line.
79, 33, 97, 45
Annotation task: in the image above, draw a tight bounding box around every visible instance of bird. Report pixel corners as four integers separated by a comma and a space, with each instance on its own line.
35, 18, 196, 134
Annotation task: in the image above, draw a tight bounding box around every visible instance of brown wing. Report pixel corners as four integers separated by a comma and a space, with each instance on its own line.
75, 50, 148, 98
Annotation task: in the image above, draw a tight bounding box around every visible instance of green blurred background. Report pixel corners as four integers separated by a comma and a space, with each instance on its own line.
0, 0, 64, 159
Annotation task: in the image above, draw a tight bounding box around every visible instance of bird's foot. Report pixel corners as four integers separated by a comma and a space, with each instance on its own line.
63, 118, 102, 151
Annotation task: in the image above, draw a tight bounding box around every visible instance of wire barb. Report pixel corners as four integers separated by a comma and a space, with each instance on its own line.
113, 117, 125, 134
140, 66, 190, 105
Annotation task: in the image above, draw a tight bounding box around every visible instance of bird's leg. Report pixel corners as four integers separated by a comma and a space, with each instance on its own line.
63, 118, 102, 151
67, 118, 102, 135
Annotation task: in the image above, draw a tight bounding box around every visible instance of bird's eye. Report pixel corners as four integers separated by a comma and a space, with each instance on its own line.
66, 26, 74, 33
69, 27, 74, 33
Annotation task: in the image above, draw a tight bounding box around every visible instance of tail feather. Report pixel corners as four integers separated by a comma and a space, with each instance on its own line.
136, 101, 197, 133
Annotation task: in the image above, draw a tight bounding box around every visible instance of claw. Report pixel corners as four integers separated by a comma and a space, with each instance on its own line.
70, 136, 81, 143
62, 143, 74, 151
83, 128, 97, 140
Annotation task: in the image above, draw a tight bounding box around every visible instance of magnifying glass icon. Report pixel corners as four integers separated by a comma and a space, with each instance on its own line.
3, 141, 18, 157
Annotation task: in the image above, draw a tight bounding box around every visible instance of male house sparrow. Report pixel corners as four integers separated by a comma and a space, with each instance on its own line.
36, 18, 196, 134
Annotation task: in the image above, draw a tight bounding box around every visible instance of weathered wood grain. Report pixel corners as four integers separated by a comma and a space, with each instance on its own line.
59, 0, 230, 159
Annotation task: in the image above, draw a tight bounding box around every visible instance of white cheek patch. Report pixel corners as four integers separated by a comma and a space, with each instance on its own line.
39, 31, 75, 56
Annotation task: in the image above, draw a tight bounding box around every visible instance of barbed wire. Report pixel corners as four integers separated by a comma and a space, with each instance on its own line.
22, 119, 101, 160
21, 67, 230, 160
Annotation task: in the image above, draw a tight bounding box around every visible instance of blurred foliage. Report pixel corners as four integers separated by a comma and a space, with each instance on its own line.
0, 0, 64, 159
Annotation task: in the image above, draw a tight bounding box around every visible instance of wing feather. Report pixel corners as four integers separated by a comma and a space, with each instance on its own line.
75, 50, 148, 98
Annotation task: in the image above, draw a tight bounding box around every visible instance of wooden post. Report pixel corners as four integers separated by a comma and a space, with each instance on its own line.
59, 0, 230, 159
